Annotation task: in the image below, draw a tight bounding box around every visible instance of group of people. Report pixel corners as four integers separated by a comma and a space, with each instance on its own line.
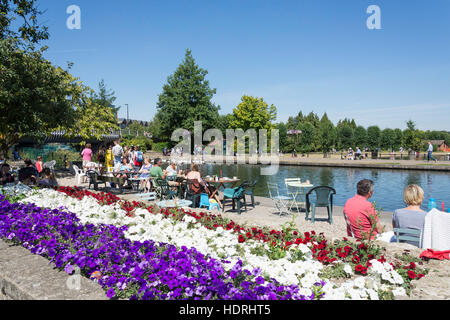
0, 158, 58, 187
346, 147, 364, 160
344, 179, 429, 247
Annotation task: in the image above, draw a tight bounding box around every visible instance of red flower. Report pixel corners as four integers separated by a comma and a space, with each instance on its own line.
238, 235, 245, 243
352, 256, 360, 264
418, 274, 425, 279
408, 270, 417, 279
409, 262, 416, 269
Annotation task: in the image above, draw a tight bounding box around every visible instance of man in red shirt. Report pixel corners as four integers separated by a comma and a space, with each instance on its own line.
344, 179, 383, 240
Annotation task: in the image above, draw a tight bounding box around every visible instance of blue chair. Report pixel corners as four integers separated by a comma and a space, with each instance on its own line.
305, 186, 336, 224
244, 179, 258, 208
199, 193, 210, 209
222, 181, 249, 215
393, 228, 421, 247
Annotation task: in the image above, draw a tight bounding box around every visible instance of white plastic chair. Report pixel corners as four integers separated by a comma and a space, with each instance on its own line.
73, 164, 87, 185
43, 160, 56, 171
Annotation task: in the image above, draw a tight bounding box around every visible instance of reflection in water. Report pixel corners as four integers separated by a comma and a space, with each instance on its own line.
199, 164, 450, 212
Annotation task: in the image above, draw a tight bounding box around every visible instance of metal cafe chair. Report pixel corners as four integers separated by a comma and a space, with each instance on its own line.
267, 182, 293, 216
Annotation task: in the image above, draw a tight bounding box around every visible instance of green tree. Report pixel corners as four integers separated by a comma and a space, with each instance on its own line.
229, 95, 277, 132
393, 128, 403, 151
0, 39, 76, 157
403, 121, 422, 153
155, 49, 220, 140
353, 126, 367, 148
337, 123, 354, 150
380, 128, 395, 151
367, 125, 381, 150
0, 0, 49, 49
275, 122, 288, 152
91, 79, 120, 115
298, 121, 315, 153
318, 113, 336, 154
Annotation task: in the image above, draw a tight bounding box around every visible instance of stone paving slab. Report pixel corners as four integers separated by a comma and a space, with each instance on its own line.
0, 240, 107, 300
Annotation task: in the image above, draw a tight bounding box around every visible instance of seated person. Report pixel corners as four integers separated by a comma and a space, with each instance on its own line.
18, 159, 39, 185
346, 148, 354, 160
0, 163, 15, 185
166, 161, 180, 177
355, 147, 362, 160
37, 168, 58, 187
150, 158, 179, 187
392, 184, 427, 247
186, 164, 216, 196
344, 179, 384, 240
138, 157, 153, 192
113, 157, 133, 186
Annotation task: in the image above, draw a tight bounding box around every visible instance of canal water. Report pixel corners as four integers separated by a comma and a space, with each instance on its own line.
197, 163, 450, 212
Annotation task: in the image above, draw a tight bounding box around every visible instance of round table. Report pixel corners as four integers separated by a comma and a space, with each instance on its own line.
157, 199, 192, 208
285, 181, 314, 208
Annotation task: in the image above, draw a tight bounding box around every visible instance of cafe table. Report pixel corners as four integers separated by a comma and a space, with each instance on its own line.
284, 181, 314, 208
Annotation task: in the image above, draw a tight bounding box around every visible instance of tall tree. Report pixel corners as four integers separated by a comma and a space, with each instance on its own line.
403, 120, 422, 153
337, 122, 354, 150
318, 113, 336, 154
155, 49, 220, 139
353, 126, 367, 148
380, 128, 395, 151
367, 125, 381, 150
91, 79, 120, 115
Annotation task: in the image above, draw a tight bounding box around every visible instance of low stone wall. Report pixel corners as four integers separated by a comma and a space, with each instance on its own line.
0, 240, 107, 300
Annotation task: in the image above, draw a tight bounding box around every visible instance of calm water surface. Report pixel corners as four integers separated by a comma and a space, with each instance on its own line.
196, 163, 450, 212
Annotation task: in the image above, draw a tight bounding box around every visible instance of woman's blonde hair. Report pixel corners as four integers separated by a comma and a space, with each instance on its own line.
403, 184, 424, 206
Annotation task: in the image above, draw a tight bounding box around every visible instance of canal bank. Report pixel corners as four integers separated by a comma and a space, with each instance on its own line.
148, 152, 450, 172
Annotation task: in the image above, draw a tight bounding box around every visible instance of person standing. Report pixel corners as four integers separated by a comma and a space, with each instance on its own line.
35, 156, 43, 175
427, 141, 437, 162
81, 143, 93, 168
112, 140, 124, 167
105, 144, 114, 172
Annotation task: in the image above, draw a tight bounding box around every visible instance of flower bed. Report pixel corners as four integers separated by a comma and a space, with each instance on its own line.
53, 186, 427, 288
0, 195, 324, 300
9, 186, 429, 299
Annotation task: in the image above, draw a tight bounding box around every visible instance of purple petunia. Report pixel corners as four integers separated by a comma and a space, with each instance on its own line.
0, 195, 321, 300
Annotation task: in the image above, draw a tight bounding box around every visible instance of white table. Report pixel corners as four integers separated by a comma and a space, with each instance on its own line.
285, 181, 314, 208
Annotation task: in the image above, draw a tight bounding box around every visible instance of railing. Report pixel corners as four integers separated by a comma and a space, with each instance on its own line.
340, 152, 450, 161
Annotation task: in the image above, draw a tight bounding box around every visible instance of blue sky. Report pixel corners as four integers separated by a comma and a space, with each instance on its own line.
39, 0, 450, 130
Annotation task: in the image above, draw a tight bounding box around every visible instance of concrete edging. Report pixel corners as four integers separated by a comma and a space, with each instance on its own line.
0, 240, 107, 300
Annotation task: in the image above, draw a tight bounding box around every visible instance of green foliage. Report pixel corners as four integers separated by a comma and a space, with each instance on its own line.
380, 128, 395, 151
229, 95, 277, 132
403, 121, 423, 152
337, 123, 354, 150
121, 136, 152, 153
152, 141, 170, 152
90, 79, 120, 114
367, 126, 381, 151
317, 113, 336, 153
0, 39, 77, 157
0, 0, 49, 49
353, 126, 367, 148
155, 49, 220, 141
